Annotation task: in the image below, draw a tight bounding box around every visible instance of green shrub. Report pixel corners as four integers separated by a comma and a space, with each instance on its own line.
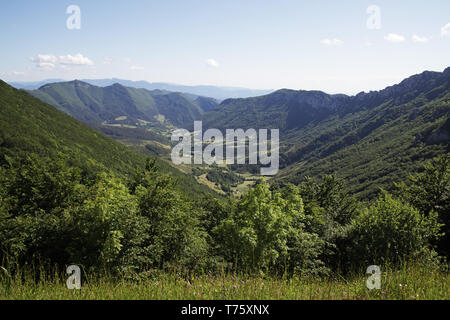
215, 181, 327, 276
347, 192, 442, 270
395, 154, 450, 257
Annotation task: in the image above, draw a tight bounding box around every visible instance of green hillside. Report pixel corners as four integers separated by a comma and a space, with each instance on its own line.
0, 80, 214, 196
30, 80, 218, 128
0, 80, 142, 174
203, 68, 450, 198
279, 91, 449, 198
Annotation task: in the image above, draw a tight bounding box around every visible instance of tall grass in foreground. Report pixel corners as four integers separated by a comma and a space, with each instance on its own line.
0, 263, 448, 300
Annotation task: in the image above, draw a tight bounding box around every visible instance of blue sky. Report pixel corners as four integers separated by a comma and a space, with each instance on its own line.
1, 0, 449, 94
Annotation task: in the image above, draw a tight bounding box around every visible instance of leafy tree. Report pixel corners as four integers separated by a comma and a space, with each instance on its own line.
395, 154, 449, 216
0, 154, 89, 267
280, 184, 327, 276
215, 181, 326, 275
215, 182, 289, 272
347, 192, 442, 270
129, 159, 209, 272
395, 154, 449, 256
0, 155, 209, 276
298, 175, 358, 271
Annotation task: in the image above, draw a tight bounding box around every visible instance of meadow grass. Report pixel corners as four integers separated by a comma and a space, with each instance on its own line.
0, 263, 448, 300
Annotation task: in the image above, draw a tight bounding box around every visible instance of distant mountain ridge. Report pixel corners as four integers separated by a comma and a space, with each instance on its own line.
8, 79, 66, 90
9, 78, 273, 101
28, 80, 218, 128
204, 67, 450, 132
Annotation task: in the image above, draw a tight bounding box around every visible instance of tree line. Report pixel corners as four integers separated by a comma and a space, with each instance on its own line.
0, 153, 448, 278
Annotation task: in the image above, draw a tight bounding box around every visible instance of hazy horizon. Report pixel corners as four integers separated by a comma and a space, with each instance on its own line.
6, 65, 449, 97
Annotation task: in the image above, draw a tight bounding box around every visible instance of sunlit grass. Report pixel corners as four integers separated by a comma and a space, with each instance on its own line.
1, 263, 448, 300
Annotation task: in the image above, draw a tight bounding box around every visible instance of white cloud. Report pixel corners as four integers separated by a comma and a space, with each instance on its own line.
384, 33, 406, 43
441, 23, 450, 37
30, 54, 58, 69
32, 54, 58, 63
412, 35, 429, 43
59, 54, 93, 66
130, 65, 144, 71
36, 62, 56, 69
320, 38, 343, 46
123, 58, 132, 63
30, 53, 93, 69
206, 58, 219, 67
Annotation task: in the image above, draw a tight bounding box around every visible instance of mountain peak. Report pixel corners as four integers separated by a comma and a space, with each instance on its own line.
444, 67, 450, 76
111, 82, 126, 88
69, 79, 92, 86
38, 79, 93, 90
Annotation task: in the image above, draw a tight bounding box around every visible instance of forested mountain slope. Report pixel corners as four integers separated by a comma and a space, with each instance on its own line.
0, 80, 214, 196
30, 80, 218, 128
203, 68, 450, 197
